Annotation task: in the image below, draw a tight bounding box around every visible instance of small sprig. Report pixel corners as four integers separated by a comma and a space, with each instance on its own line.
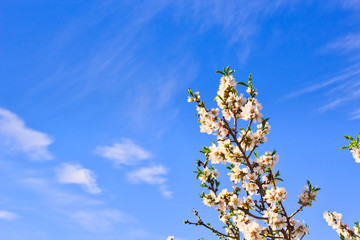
340, 133, 360, 150
340, 133, 360, 163
216, 65, 235, 76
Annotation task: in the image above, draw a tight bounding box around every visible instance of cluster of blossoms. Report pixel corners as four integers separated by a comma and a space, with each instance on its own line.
324, 212, 360, 240
323, 134, 360, 239
185, 67, 319, 240
298, 181, 320, 207
340, 134, 360, 164
351, 148, 360, 163
198, 167, 219, 183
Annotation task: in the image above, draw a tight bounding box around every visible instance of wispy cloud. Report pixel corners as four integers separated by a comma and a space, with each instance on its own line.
283, 62, 360, 100
127, 165, 172, 198
0, 108, 53, 160
283, 63, 360, 115
29, 1, 171, 107
96, 139, 172, 197
337, 0, 360, 12
20, 176, 133, 233
325, 32, 360, 52
28, 0, 297, 114
69, 209, 133, 232
284, 27, 360, 117
94, 139, 151, 166
178, 0, 298, 44
22, 177, 102, 206
127, 165, 167, 185
56, 163, 101, 194
350, 108, 360, 120
0, 210, 19, 221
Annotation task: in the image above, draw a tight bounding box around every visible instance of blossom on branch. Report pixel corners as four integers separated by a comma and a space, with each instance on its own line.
323, 133, 360, 240
185, 66, 319, 240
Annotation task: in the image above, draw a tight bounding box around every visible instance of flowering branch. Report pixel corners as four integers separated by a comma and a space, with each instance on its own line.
185, 209, 237, 239
324, 211, 360, 240
185, 66, 319, 240
323, 133, 360, 240
340, 133, 360, 163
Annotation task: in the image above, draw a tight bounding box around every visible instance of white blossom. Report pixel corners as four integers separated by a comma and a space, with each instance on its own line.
351, 148, 360, 163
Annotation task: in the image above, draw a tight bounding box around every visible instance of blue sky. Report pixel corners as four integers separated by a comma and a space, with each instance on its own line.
0, 1, 360, 239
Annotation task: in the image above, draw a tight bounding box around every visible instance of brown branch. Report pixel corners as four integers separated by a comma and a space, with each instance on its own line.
184, 209, 237, 239
289, 207, 303, 219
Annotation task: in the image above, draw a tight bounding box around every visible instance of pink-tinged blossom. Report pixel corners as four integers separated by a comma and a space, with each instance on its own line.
298, 186, 318, 207
323, 211, 359, 239
264, 187, 287, 206
263, 208, 287, 230
240, 99, 263, 123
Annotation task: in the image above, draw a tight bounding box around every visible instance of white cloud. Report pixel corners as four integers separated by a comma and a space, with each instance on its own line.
21, 177, 102, 206
127, 165, 167, 185
127, 165, 172, 198
96, 140, 173, 197
159, 185, 173, 199
69, 209, 131, 232
0, 210, 19, 221
94, 139, 151, 166
0, 108, 53, 160
56, 163, 101, 194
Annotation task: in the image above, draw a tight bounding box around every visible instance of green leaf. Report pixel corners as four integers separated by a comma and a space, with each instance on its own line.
215, 95, 224, 101
248, 74, 253, 88
216, 70, 225, 75
262, 118, 269, 128
200, 146, 211, 154
307, 180, 312, 187
344, 136, 355, 141
187, 88, 194, 97
237, 81, 249, 87
355, 221, 360, 228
